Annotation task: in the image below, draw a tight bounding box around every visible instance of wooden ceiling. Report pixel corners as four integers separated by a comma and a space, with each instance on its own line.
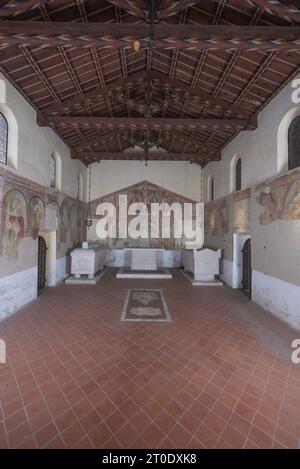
0, 0, 299, 166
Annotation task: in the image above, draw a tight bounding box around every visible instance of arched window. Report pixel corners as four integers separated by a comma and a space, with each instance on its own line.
288, 116, 300, 170
0, 112, 8, 165
235, 157, 242, 191
207, 175, 214, 202
77, 173, 84, 201
50, 154, 57, 188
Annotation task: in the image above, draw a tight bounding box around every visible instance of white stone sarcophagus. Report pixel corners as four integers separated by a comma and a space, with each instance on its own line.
70, 242, 106, 279
182, 247, 222, 284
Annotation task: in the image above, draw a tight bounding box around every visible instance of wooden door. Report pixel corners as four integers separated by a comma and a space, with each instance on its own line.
37, 235, 47, 294
242, 238, 252, 293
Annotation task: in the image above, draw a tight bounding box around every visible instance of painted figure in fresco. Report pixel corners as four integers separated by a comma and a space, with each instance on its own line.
60, 201, 69, 244
29, 197, 44, 240
257, 179, 300, 224
3, 190, 27, 262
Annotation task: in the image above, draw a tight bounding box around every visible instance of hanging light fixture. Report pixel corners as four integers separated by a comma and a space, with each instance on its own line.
85, 164, 93, 228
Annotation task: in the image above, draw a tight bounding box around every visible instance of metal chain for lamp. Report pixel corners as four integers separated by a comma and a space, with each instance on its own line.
145, 0, 155, 167
85, 164, 93, 228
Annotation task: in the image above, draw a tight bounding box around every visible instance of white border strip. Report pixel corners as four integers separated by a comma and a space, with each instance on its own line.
121, 289, 172, 323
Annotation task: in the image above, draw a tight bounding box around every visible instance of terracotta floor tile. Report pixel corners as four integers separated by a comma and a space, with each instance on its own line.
115, 422, 140, 448
142, 422, 166, 448
155, 410, 177, 434
35, 422, 59, 448
0, 270, 298, 448
7, 422, 34, 448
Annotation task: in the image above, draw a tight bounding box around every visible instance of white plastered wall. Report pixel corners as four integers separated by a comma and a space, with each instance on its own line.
202, 75, 300, 330
0, 74, 87, 319
89, 160, 202, 201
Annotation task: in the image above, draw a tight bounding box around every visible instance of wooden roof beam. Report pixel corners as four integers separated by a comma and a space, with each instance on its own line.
38, 69, 252, 123
74, 152, 211, 165
0, 22, 300, 51
71, 129, 221, 158
39, 116, 257, 131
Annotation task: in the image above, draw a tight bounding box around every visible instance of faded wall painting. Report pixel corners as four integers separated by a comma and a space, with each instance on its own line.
233, 188, 251, 233
256, 170, 300, 225
3, 189, 27, 261
28, 196, 44, 240
90, 180, 198, 249
205, 196, 230, 238
0, 169, 86, 264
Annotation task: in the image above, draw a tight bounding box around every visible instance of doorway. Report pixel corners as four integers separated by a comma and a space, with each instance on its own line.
242, 238, 252, 295
37, 235, 47, 294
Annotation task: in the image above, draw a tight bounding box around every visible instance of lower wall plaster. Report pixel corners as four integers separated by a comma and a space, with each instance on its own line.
252, 270, 300, 331
221, 259, 234, 288
0, 266, 37, 320
55, 256, 69, 284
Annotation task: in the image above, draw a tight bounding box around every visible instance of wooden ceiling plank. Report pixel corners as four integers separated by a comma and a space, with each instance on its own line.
248, 0, 300, 24
37, 71, 146, 120
0, 0, 48, 17
157, 1, 200, 19
107, 0, 147, 20
151, 70, 251, 118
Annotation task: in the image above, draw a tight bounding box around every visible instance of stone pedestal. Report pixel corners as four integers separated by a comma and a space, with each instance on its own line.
182, 247, 223, 286
66, 242, 106, 284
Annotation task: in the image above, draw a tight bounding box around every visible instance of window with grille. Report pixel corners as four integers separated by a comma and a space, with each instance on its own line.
288, 116, 300, 170
235, 158, 241, 191
0, 113, 8, 165
50, 154, 56, 188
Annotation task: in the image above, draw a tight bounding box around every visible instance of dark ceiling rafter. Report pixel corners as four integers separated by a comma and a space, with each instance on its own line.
70, 128, 222, 158
0, 0, 299, 166
0, 22, 300, 51
107, 0, 148, 20
39, 116, 258, 131
157, 0, 200, 19
0, 0, 48, 17
73, 152, 217, 166
37, 69, 252, 123
247, 0, 300, 24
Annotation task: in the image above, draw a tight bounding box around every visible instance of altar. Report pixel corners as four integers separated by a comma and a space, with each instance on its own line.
116, 248, 176, 279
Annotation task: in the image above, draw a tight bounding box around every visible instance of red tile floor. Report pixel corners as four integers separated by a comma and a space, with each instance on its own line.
0, 269, 300, 449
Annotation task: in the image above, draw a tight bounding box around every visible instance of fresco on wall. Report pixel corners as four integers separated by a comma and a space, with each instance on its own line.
233, 189, 251, 233
256, 170, 300, 225
28, 196, 44, 240
205, 196, 230, 238
60, 200, 70, 244
3, 189, 27, 261
0, 167, 86, 264
90, 180, 198, 249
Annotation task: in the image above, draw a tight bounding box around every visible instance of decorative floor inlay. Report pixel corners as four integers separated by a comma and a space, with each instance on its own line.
121, 289, 171, 322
